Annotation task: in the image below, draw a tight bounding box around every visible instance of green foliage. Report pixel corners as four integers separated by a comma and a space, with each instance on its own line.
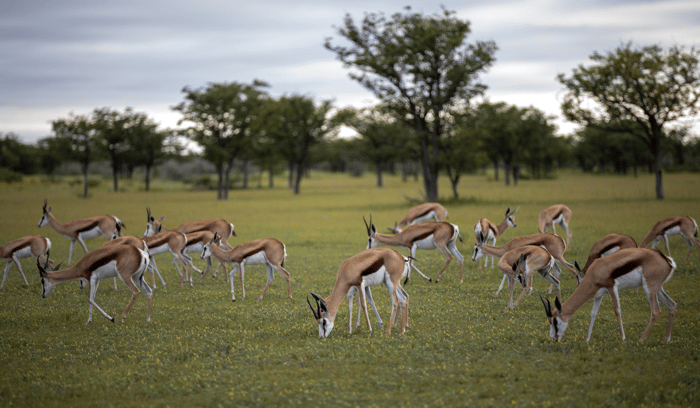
558, 42, 700, 199
326, 6, 497, 201
0, 172, 699, 406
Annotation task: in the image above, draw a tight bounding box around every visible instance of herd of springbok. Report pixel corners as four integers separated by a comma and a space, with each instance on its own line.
1, 200, 698, 343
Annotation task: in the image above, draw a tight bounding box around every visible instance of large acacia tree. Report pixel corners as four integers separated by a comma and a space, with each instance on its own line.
325, 6, 497, 201
51, 113, 97, 198
559, 43, 700, 199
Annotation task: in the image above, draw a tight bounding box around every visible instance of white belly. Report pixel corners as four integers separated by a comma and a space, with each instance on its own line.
362, 267, 388, 287
665, 226, 681, 237
92, 260, 119, 281
80, 227, 105, 240
410, 212, 436, 225
614, 267, 644, 290
148, 243, 171, 256
414, 236, 437, 250
13, 246, 34, 260
242, 251, 268, 267
601, 247, 621, 257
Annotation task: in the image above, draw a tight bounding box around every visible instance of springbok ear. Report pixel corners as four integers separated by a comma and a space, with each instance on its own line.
54, 261, 64, 271
574, 260, 582, 274
554, 296, 562, 314
512, 206, 519, 214
511, 262, 518, 272
157, 216, 166, 223
48, 206, 52, 212
506, 207, 511, 216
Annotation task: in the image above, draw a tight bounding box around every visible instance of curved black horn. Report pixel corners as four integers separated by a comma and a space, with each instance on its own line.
210, 232, 219, 244
306, 295, 319, 319
42, 199, 48, 212
540, 295, 552, 318
363, 216, 371, 236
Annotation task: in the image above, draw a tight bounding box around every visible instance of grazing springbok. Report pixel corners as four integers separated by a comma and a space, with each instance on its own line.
473, 206, 519, 271
387, 202, 448, 234
37, 244, 152, 325
579, 233, 638, 276
473, 232, 578, 291
365, 215, 464, 283
38, 200, 125, 265
0, 235, 54, 289
499, 245, 559, 310
1, 235, 53, 289
541, 248, 676, 343
639, 216, 700, 263
144, 208, 235, 250
307, 248, 410, 338
200, 233, 291, 302
538, 204, 572, 246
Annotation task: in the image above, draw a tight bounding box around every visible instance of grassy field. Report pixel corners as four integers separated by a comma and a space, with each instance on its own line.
0, 171, 698, 407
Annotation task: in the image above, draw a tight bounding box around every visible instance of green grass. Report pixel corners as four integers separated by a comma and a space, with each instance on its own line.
1, 171, 698, 407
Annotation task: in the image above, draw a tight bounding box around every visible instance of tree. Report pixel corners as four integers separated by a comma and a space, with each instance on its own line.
123, 113, 165, 192
263, 95, 340, 194
343, 108, 410, 187
173, 80, 269, 199
51, 113, 98, 198
442, 110, 488, 197
325, 6, 497, 201
93, 107, 129, 192
0, 132, 40, 175
559, 43, 700, 199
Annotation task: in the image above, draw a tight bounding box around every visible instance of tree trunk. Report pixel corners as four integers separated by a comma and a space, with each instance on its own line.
268, 163, 274, 188
216, 165, 224, 200
288, 162, 294, 189
242, 157, 249, 189
654, 149, 664, 200
145, 165, 151, 192
293, 163, 303, 194
504, 163, 511, 186
375, 161, 383, 187
112, 167, 118, 192
493, 160, 499, 181
513, 166, 519, 186
82, 163, 89, 198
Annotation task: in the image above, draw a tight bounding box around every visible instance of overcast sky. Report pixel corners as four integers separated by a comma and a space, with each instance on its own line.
2, 0, 699, 144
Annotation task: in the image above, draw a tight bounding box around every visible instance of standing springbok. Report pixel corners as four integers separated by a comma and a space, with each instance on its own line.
103, 232, 158, 289
307, 248, 410, 338
200, 233, 291, 302
1, 235, 53, 289
499, 245, 560, 310
37, 244, 152, 325
143, 230, 191, 288
144, 208, 235, 250
541, 248, 676, 343
538, 204, 572, 246
472, 232, 578, 291
473, 206, 519, 271
365, 215, 464, 283
387, 202, 448, 233
579, 233, 638, 276
639, 216, 700, 263
38, 200, 125, 265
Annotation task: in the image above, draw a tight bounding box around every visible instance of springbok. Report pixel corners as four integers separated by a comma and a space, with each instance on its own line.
473, 206, 519, 271
38, 200, 124, 265
499, 245, 559, 310
538, 204, 572, 246
639, 216, 700, 263
365, 215, 464, 283
579, 233, 638, 276
144, 208, 235, 250
307, 248, 410, 338
37, 244, 152, 325
1, 235, 53, 289
200, 233, 291, 302
387, 202, 448, 233
541, 248, 676, 343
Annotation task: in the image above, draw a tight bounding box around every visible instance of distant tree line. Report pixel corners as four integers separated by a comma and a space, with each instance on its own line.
2, 8, 699, 201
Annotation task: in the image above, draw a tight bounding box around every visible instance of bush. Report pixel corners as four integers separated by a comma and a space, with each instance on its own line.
0, 167, 22, 183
